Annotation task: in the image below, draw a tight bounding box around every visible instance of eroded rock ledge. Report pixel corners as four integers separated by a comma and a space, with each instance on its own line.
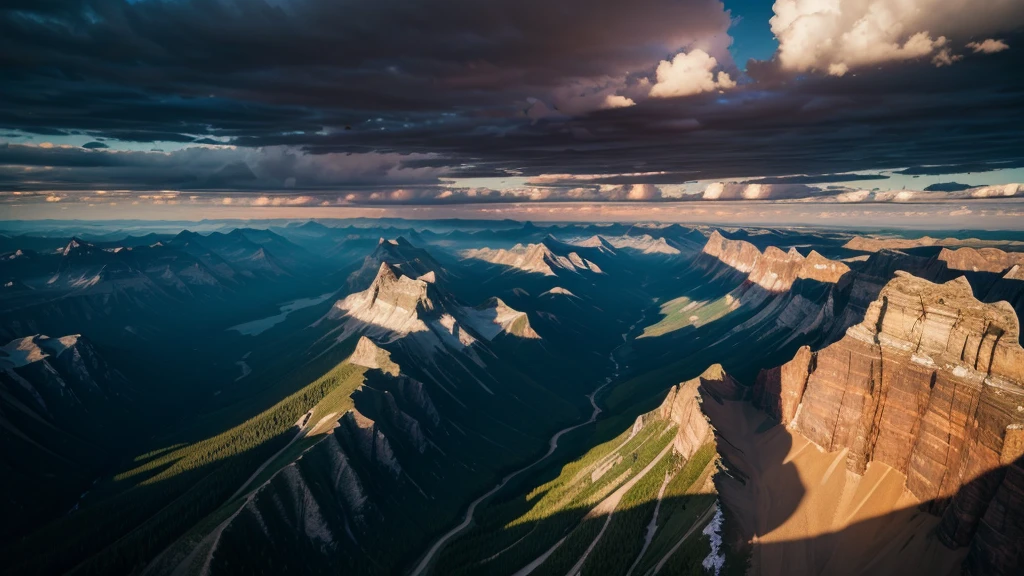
700, 230, 850, 290
754, 271, 1024, 574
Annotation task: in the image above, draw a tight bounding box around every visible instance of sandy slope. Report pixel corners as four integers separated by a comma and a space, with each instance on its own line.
704, 397, 967, 576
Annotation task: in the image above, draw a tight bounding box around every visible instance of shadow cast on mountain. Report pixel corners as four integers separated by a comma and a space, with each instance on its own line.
2, 433, 295, 576
746, 452, 1024, 576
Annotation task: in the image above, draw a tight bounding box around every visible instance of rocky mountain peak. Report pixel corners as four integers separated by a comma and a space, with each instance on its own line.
62, 237, 94, 257
799, 249, 850, 283
463, 297, 540, 340
366, 262, 435, 314
541, 286, 577, 297
462, 242, 558, 276
937, 246, 1024, 273
701, 232, 849, 290
701, 230, 761, 273
348, 237, 446, 291
577, 235, 617, 253
347, 336, 401, 376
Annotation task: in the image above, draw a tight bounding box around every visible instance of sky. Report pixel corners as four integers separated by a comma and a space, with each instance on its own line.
2, 0, 1024, 225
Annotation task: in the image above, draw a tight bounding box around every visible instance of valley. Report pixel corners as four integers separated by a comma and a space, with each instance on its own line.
1, 218, 1022, 576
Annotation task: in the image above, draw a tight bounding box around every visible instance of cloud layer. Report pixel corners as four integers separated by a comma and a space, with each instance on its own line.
0, 0, 1022, 203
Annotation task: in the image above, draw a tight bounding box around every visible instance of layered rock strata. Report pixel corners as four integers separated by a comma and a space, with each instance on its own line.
755, 271, 1024, 574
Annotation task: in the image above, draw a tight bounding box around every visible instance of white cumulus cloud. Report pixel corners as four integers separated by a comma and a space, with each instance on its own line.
649, 50, 736, 98
967, 38, 1010, 53
602, 94, 636, 109
770, 0, 1024, 76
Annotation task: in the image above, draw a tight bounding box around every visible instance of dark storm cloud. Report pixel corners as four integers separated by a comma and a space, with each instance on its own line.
0, 1, 1023, 196
222, 42, 1024, 180
0, 143, 447, 191
0, 0, 731, 130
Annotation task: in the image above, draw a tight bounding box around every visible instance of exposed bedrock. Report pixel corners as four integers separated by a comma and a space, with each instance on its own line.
754, 271, 1024, 574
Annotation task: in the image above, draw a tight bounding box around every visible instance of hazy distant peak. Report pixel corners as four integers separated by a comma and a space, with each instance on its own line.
62, 237, 94, 257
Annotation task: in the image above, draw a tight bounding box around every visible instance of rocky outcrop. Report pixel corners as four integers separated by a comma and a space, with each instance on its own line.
461, 240, 604, 276
394, 376, 441, 427
346, 237, 447, 291
540, 287, 577, 298
341, 409, 402, 478
347, 336, 400, 376
937, 247, 1024, 274
801, 250, 850, 283
698, 231, 849, 292
321, 262, 439, 343
460, 297, 540, 340
346, 337, 441, 433
752, 345, 814, 424
583, 234, 682, 256
955, 423, 1024, 576
844, 235, 1024, 253
651, 366, 719, 459
1, 333, 132, 541
757, 271, 1024, 574
985, 266, 1024, 344
700, 231, 762, 274
574, 235, 618, 255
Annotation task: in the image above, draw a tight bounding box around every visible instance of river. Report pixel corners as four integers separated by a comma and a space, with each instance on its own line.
408, 309, 647, 576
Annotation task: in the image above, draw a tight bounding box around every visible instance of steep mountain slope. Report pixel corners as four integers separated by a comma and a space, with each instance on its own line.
346, 237, 450, 291
0, 238, 249, 342
461, 236, 607, 277
626, 231, 854, 397
130, 255, 588, 576
0, 229, 342, 347
0, 334, 132, 542
7, 222, 1022, 576
451, 233, 650, 364
460, 297, 541, 341
430, 366, 726, 576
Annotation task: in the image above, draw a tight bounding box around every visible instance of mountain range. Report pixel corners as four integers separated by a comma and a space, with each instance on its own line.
0, 219, 1021, 576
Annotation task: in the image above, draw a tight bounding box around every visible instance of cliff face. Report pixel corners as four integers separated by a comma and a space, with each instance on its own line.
752, 345, 814, 424
700, 230, 761, 274
844, 235, 1024, 253
937, 247, 1024, 274
757, 271, 1024, 574
699, 231, 850, 292
646, 365, 722, 458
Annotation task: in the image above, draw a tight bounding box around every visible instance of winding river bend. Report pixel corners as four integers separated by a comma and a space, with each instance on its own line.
408, 311, 646, 576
